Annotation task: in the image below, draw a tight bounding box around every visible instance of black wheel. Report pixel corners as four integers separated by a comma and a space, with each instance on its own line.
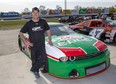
74, 29, 80, 33
113, 35, 116, 44
18, 35, 22, 51
100, 33, 105, 42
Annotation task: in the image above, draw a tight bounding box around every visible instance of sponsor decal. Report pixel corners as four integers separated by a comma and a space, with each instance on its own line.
40, 10, 47, 15
101, 8, 109, 13
49, 10, 62, 15
79, 9, 87, 14
87, 9, 94, 14
71, 10, 79, 14
94, 9, 101, 13
109, 9, 116, 13
1, 12, 19, 17
61, 36, 83, 40
62, 10, 72, 14
32, 26, 43, 31
56, 36, 92, 46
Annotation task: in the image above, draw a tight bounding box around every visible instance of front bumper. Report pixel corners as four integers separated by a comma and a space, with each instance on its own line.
48, 50, 110, 79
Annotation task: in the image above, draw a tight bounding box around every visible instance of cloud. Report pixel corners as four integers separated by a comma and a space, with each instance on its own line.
0, 0, 115, 12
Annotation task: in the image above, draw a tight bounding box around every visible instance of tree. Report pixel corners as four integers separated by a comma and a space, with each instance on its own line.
23, 8, 30, 12
114, 5, 116, 8
74, 5, 79, 10
74, 5, 81, 10
39, 5, 46, 11
56, 5, 62, 10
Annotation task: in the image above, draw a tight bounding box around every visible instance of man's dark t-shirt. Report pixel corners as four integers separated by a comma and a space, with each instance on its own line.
20, 19, 50, 46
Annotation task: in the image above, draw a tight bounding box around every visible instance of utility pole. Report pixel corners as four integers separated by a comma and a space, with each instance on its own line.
65, 0, 67, 16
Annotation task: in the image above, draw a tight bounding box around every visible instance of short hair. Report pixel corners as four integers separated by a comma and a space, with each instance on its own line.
32, 7, 39, 12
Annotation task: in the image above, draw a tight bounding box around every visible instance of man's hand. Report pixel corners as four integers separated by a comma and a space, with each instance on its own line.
48, 40, 53, 46
46, 30, 53, 46
25, 41, 33, 48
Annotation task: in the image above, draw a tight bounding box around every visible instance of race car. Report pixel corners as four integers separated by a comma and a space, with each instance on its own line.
59, 16, 75, 23
69, 19, 116, 43
18, 22, 110, 79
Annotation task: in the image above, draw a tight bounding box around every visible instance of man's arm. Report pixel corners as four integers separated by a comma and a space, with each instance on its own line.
19, 32, 26, 44
46, 30, 53, 46
19, 32, 33, 48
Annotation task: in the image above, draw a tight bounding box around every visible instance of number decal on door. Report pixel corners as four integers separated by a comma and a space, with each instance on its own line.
89, 28, 104, 39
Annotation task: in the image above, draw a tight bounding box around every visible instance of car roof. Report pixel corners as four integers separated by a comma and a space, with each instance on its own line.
48, 22, 64, 26
87, 19, 103, 22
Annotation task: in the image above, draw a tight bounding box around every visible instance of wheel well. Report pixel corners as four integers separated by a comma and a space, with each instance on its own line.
18, 35, 22, 51
73, 28, 81, 33
100, 33, 105, 39
113, 34, 116, 42
74, 28, 79, 31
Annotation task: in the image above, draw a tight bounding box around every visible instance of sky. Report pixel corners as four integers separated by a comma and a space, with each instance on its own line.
0, 0, 115, 12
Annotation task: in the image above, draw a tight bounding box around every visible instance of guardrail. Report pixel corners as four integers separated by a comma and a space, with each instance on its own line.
0, 17, 22, 21
0, 13, 115, 20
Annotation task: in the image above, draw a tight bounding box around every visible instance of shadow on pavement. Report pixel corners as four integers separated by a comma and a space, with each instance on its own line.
34, 77, 47, 84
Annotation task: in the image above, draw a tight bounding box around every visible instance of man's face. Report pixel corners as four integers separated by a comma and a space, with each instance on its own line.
32, 10, 39, 19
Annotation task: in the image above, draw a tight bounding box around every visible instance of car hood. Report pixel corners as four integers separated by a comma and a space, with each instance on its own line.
46, 33, 107, 57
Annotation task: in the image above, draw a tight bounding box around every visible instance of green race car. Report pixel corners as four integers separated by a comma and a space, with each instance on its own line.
18, 22, 110, 79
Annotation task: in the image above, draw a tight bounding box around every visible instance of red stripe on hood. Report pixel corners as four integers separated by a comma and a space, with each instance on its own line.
47, 54, 59, 61
94, 40, 107, 51
59, 48, 86, 57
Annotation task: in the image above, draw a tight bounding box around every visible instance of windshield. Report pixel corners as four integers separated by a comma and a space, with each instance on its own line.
105, 20, 116, 28
49, 24, 75, 36
109, 21, 116, 28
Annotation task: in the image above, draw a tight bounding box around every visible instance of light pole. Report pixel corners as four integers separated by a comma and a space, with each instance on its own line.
64, 0, 67, 16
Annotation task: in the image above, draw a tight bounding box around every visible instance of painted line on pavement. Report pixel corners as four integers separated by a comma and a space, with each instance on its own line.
39, 70, 53, 84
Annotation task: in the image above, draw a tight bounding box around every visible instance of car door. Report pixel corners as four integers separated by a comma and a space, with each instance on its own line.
89, 21, 105, 39
105, 21, 116, 42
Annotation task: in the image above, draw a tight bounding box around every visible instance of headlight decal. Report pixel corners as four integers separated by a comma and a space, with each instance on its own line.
45, 43, 66, 61
59, 57, 68, 62
93, 40, 107, 51
69, 56, 76, 61
59, 47, 87, 57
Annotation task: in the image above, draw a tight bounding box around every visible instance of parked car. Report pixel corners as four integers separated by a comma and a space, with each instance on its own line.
70, 19, 116, 43
18, 22, 110, 79
59, 16, 75, 23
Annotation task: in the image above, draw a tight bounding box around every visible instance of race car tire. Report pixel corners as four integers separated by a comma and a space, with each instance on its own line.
18, 35, 23, 51
100, 33, 105, 42
113, 35, 116, 43
74, 29, 80, 33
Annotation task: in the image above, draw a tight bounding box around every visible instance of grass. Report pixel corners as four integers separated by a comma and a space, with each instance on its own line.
0, 18, 58, 30
0, 20, 27, 30
46, 18, 58, 22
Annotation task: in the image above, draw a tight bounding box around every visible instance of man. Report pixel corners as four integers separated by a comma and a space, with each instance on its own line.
19, 7, 53, 78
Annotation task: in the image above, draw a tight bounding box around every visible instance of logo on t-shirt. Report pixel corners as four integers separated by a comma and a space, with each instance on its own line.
32, 26, 43, 31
